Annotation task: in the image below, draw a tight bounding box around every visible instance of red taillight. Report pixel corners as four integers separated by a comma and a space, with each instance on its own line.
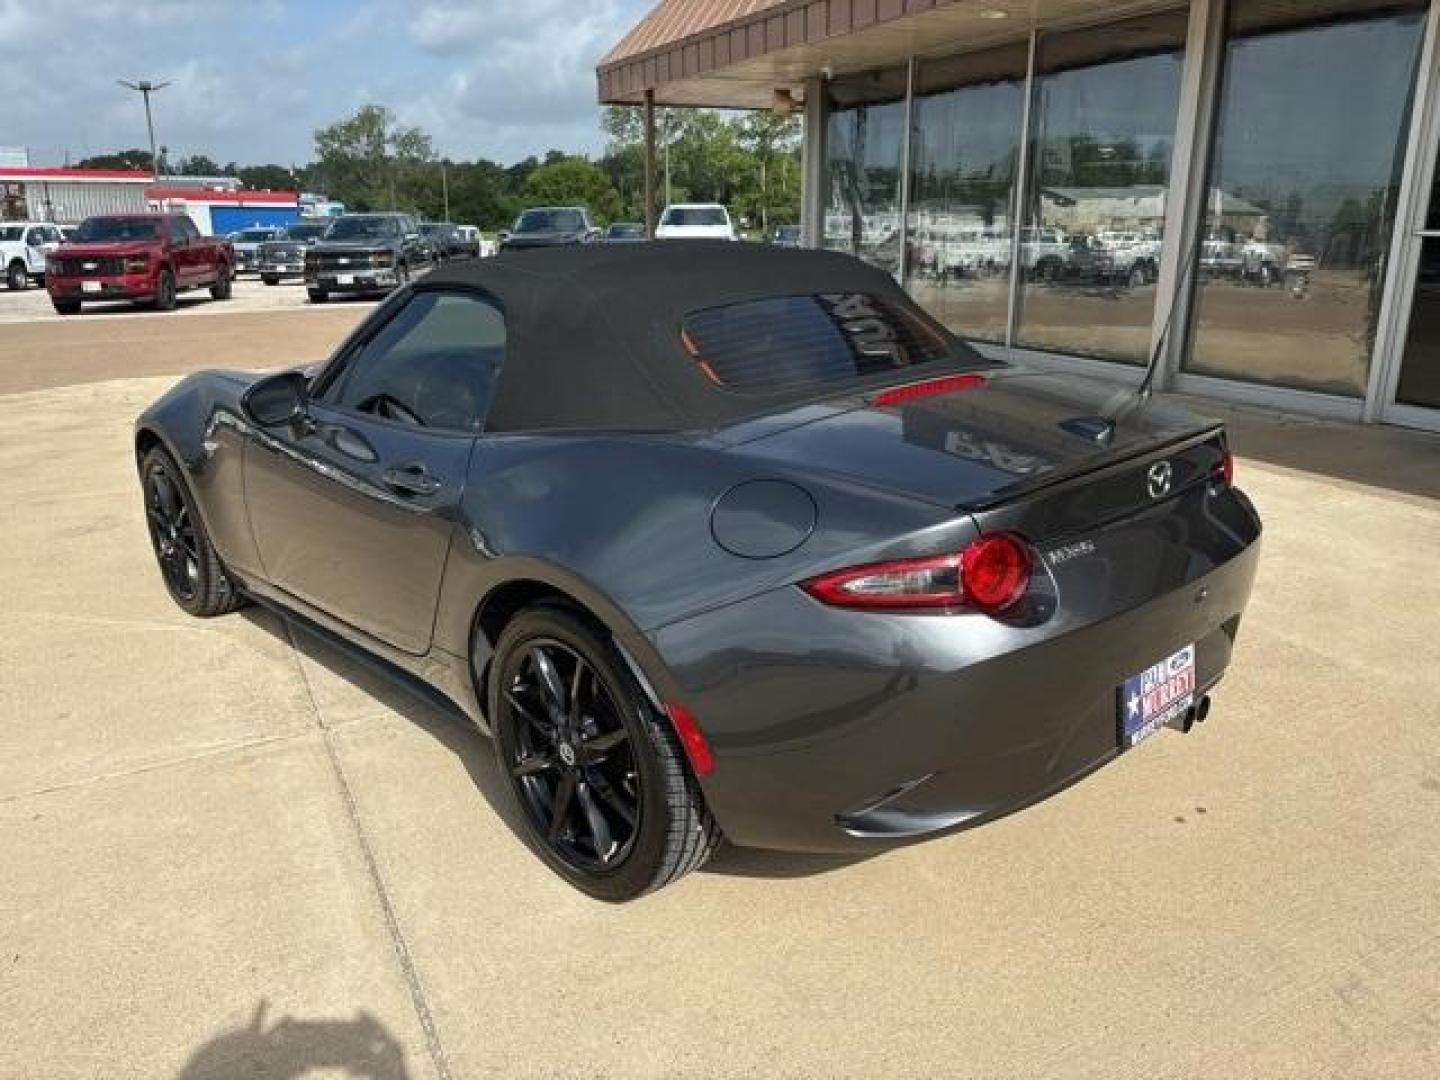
1219, 447, 1234, 486
801, 533, 1032, 614
664, 702, 715, 777
870, 373, 986, 408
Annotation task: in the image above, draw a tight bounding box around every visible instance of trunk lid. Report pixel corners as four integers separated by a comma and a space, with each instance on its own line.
721, 368, 1225, 537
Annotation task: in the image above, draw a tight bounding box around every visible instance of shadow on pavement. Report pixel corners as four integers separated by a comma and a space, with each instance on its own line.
240, 605, 869, 883
239, 606, 530, 844
177, 1000, 409, 1079
1170, 393, 1440, 502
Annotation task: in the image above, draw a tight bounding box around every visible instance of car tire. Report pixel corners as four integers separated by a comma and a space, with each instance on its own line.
153, 269, 177, 311
6, 260, 28, 291
139, 446, 247, 618
489, 604, 720, 902
262, 275, 279, 286
308, 288, 328, 304
52, 298, 81, 315
210, 265, 233, 301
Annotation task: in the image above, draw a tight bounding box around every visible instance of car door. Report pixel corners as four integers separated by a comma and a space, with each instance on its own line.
242, 286, 506, 654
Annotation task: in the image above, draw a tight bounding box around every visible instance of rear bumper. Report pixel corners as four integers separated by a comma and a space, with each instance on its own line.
648, 490, 1261, 854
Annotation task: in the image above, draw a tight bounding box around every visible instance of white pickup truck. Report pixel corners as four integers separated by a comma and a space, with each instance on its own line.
1, 221, 64, 290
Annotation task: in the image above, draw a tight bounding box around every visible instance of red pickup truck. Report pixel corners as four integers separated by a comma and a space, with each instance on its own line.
46, 213, 234, 315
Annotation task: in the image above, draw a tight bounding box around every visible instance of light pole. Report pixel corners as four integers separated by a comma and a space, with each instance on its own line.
117, 79, 171, 176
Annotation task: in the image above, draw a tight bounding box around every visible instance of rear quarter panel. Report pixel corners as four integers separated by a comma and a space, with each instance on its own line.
432, 435, 967, 694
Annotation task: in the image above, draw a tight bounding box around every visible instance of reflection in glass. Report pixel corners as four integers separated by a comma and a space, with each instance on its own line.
1186, 5, 1426, 396
1397, 239, 1440, 410
1015, 14, 1186, 364
823, 68, 908, 279
903, 45, 1026, 344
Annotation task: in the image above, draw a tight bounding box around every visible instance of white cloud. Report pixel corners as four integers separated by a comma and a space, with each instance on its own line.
2, 0, 653, 167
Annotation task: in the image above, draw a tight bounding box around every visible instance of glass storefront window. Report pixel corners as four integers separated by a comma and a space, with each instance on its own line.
823, 67, 909, 279
904, 44, 1027, 345
1015, 13, 1188, 364
1186, 3, 1427, 396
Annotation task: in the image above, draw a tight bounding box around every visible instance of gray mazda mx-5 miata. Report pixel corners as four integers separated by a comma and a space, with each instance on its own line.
135, 241, 1261, 901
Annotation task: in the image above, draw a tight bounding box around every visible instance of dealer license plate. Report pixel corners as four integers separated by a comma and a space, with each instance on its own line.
1119, 644, 1196, 748
336, 274, 354, 285
81, 281, 102, 294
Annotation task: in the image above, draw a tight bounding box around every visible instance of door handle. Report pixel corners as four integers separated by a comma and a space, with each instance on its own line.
381, 463, 441, 496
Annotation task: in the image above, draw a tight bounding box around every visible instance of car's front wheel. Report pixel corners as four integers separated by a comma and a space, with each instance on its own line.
140, 446, 247, 617
210, 265, 233, 300
6, 260, 28, 291
153, 269, 177, 311
490, 605, 719, 901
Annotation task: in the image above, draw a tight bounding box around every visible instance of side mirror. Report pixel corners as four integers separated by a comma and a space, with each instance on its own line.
241, 370, 309, 427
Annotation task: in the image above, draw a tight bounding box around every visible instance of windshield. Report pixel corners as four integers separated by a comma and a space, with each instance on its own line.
515, 209, 583, 234
420, 223, 448, 235
285, 223, 328, 241
682, 293, 962, 395
0, 226, 22, 241
75, 217, 161, 242
235, 229, 275, 242
325, 217, 398, 241
662, 207, 728, 227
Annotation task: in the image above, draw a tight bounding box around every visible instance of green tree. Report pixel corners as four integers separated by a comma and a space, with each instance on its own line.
76, 149, 152, 170
174, 154, 223, 176
311, 104, 434, 212
522, 156, 622, 224
239, 164, 299, 191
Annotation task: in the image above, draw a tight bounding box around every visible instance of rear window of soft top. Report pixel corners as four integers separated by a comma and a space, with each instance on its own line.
681, 292, 961, 394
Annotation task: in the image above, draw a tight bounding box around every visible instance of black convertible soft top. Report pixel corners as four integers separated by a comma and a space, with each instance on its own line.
422, 241, 989, 433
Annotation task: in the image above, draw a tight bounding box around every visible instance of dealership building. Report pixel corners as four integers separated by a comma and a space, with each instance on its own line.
600, 0, 1440, 432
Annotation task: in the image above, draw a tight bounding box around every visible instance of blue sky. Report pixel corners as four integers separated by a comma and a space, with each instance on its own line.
0, 0, 654, 168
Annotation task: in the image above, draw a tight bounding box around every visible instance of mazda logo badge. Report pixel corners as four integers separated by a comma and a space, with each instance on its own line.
1147, 460, 1173, 499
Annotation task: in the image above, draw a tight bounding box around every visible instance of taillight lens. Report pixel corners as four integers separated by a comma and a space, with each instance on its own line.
802, 533, 1032, 614
1219, 447, 1234, 486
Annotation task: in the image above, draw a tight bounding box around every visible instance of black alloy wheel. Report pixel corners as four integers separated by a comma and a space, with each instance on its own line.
490, 606, 719, 901
140, 447, 246, 617
6, 260, 28, 291
153, 269, 177, 311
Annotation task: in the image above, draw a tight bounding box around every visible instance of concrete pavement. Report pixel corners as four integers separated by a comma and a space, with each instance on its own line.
1, 322, 1438, 1076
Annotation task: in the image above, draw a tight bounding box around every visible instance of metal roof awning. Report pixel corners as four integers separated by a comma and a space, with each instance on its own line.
597, 0, 1178, 108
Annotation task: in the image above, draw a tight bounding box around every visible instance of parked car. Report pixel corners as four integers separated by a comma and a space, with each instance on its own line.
303, 212, 433, 303
656, 203, 736, 241
499, 207, 598, 251
420, 222, 471, 261
454, 225, 484, 258
46, 213, 233, 314
1020, 226, 1071, 280
257, 220, 330, 285
59, 225, 80, 242
133, 242, 1261, 901
1, 221, 64, 290
230, 226, 287, 277
602, 222, 646, 243
771, 224, 801, 247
